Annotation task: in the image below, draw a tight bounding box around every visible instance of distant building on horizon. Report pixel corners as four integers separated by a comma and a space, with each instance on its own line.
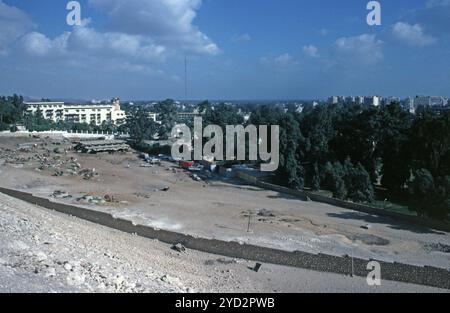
25, 98, 126, 125
412, 96, 447, 108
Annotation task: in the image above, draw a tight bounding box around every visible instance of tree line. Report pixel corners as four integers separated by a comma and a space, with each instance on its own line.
249, 103, 449, 219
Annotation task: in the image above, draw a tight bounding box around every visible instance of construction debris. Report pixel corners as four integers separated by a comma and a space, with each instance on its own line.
74, 140, 130, 154
104, 194, 115, 203
76, 195, 106, 205
78, 168, 98, 180
51, 190, 72, 199
191, 174, 202, 182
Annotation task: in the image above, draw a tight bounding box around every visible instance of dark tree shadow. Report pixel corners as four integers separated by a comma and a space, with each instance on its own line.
327, 212, 447, 235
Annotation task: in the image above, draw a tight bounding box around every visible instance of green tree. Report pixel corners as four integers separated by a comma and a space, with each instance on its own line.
322, 161, 347, 200
409, 111, 450, 177
155, 99, 178, 140
410, 169, 436, 217
311, 162, 321, 191
378, 103, 413, 191
125, 106, 157, 144
277, 113, 305, 189
203, 103, 244, 129
410, 169, 450, 218
343, 159, 375, 203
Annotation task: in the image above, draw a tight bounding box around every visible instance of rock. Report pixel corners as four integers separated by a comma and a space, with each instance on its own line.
52, 190, 70, 199
104, 194, 114, 203
161, 275, 182, 286
67, 272, 85, 286
45, 267, 56, 278
361, 224, 372, 230
114, 275, 125, 289
35, 251, 48, 262
64, 263, 73, 271
191, 174, 202, 182
257, 209, 275, 217
252, 263, 262, 273
171, 243, 186, 253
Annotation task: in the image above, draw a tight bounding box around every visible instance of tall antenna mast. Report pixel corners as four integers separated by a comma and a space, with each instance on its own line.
184, 56, 188, 102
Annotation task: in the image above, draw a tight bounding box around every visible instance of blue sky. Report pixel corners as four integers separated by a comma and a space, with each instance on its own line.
0, 0, 449, 100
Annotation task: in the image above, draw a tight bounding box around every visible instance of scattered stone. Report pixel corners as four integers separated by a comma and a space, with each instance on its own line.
191, 174, 202, 182
104, 194, 114, 203
66, 272, 85, 286
257, 209, 276, 218
114, 275, 125, 289
45, 267, 57, 278
160, 274, 182, 287
252, 263, 262, 273
171, 243, 186, 253
64, 263, 73, 271
34, 251, 48, 262
52, 190, 71, 199
425, 243, 450, 254
78, 168, 98, 180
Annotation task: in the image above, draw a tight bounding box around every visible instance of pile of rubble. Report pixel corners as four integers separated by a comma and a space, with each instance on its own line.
50, 190, 122, 206
51, 190, 72, 199
0, 141, 101, 181
74, 140, 130, 154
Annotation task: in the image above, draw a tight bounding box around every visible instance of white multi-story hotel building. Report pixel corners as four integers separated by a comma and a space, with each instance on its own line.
25, 98, 126, 125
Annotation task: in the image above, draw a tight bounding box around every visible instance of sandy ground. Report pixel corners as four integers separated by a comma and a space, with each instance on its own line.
0, 192, 448, 293
0, 135, 449, 273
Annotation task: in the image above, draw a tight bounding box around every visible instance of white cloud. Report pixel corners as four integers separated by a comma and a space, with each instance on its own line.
0, 0, 35, 55
7, 0, 216, 76
392, 22, 436, 47
22, 32, 69, 57
21, 26, 166, 63
302, 45, 319, 58
88, 0, 219, 55
335, 34, 383, 64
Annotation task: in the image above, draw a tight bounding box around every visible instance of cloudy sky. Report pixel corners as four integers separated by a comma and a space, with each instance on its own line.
0, 0, 449, 100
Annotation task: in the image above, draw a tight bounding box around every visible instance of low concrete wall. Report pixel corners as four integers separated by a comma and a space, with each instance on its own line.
0, 186, 449, 290
0, 130, 116, 140
235, 170, 450, 233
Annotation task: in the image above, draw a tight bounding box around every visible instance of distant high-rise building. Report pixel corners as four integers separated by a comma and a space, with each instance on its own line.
356, 96, 365, 105
328, 96, 341, 105
413, 96, 447, 107
364, 96, 381, 107
403, 97, 416, 114
384, 97, 401, 106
